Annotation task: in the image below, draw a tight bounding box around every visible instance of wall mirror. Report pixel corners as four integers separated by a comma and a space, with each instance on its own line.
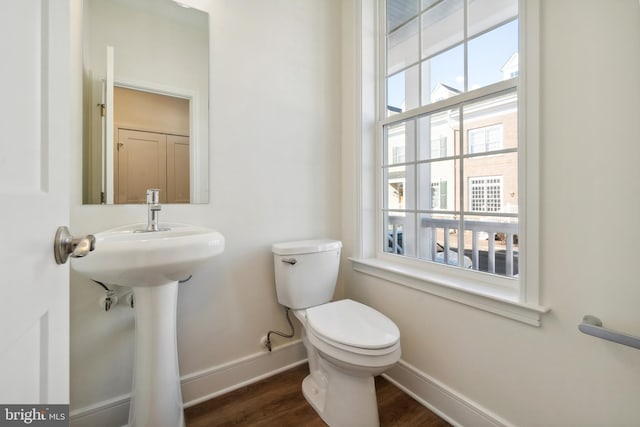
82, 0, 209, 204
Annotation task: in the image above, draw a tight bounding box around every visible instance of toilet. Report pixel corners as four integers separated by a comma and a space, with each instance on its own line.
272, 239, 401, 427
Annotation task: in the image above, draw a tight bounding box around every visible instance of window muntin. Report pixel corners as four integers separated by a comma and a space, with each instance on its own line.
381, 0, 519, 279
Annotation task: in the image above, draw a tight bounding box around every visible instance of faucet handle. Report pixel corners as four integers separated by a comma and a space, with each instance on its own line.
146, 188, 160, 204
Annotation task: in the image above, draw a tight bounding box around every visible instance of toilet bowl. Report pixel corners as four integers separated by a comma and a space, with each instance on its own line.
294, 300, 401, 427
272, 240, 401, 426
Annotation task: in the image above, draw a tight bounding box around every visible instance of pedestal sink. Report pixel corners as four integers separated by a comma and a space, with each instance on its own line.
72, 223, 225, 427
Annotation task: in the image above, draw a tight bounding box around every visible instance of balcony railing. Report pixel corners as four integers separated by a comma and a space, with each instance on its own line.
386, 215, 519, 277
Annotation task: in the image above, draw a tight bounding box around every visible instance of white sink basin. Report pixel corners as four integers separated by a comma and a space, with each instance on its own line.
72, 222, 225, 287
71, 222, 224, 427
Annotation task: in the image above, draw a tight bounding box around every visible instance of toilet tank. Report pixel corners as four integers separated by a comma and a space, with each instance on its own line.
272, 239, 342, 309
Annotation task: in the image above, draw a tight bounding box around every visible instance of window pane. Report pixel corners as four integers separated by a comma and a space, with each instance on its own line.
462, 91, 517, 155
384, 166, 403, 210
468, 0, 518, 38
384, 120, 416, 165
386, 64, 419, 115
385, 164, 415, 210
462, 214, 518, 277
384, 211, 416, 257
388, 18, 419, 75
468, 124, 503, 154
421, 0, 464, 60
468, 20, 519, 90
418, 213, 467, 267
418, 160, 456, 211
387, 0, 419, 33
463, 152, 518, 212
383, 123, 416, 212
421, 44, 464, 105
418, 109, 459, 161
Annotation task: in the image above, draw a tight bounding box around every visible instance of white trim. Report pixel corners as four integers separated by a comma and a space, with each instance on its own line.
356, 0, 378, 259
518, 0, 541, 303
383, 360, 515, 427
351, 257, 548, 326
70, 340, 306, 427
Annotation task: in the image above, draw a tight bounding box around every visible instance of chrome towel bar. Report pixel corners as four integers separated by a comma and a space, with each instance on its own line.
578, 315, 640, 350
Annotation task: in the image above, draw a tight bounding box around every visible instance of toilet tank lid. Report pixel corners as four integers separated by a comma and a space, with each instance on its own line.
272, 239, 342, 255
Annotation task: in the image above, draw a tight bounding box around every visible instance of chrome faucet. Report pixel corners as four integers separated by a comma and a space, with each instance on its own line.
146, 189, 162, 231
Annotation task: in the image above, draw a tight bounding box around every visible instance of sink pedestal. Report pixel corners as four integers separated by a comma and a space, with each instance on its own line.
128, 281, 184, 427
70, 223, 225, 427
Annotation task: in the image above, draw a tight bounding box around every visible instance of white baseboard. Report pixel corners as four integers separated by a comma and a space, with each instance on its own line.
383, 360, 514, 427
69, 393, 130, 427
181, 340, 306, 407
70, 340, 306, 427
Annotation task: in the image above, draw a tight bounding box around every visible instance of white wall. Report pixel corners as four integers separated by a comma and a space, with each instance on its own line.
70, 0, 342, 421
342, 1, 640, 426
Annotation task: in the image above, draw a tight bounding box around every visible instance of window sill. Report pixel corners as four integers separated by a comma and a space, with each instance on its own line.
349, 257, 549, 327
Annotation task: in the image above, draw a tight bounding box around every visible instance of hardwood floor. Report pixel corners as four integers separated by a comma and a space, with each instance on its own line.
185, 363, 450, 426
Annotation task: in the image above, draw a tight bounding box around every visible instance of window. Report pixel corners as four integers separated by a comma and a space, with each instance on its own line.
349, 0, 544, 325
350, 0, 544, 326
468, 125, 503, 154
469, 176, 502, 212
381, 0, 520, 278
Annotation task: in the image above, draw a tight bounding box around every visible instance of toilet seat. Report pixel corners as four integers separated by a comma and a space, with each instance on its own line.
306, 299, 400, 355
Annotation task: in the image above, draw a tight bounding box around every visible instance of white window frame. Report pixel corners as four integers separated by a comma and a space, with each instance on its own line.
349, 0, 548, 326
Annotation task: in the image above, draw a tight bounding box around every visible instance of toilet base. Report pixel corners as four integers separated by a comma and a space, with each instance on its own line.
301, 374, 327, 418
301, 359, 380, 427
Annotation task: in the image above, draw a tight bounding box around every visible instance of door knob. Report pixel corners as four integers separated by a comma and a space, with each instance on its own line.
54, 226, 96, 265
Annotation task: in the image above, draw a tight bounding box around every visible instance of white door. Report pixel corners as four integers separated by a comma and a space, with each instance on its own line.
0, 0, 71, 403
